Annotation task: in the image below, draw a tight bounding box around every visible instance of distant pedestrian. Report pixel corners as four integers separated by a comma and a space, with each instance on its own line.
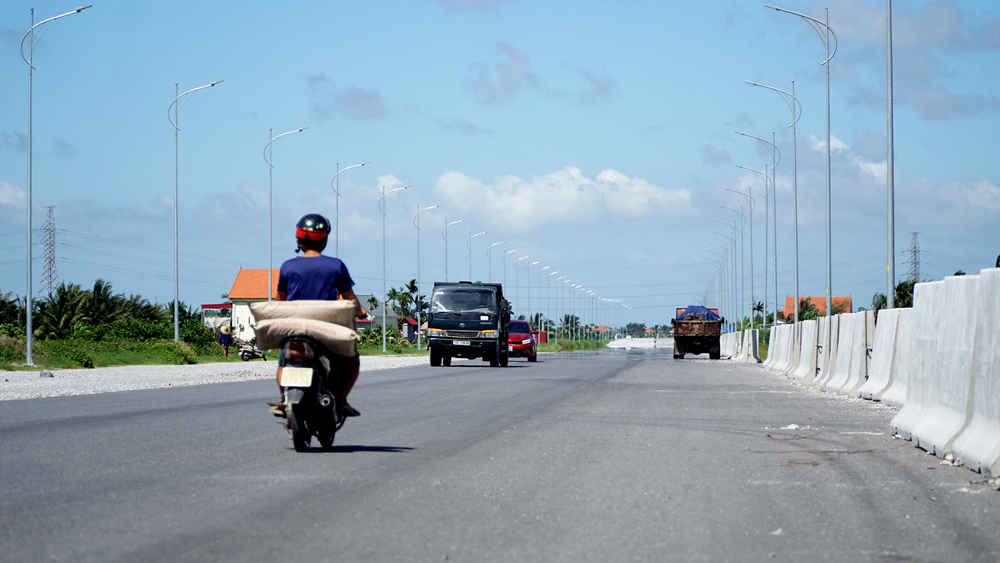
219, 324, 233, 357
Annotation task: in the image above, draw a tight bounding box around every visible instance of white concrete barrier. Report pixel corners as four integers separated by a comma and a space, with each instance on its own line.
953, 267, 1000, 477
791, 320, 819, 384
766, 325, 786, 372
858, 308, 904, 401
890, 280, 948, 442
844, 311, 876, 397
777, 324, 797, 377
763, 328, 776, 369
813, 315, 840, 389
740, 329, 761, 363
881, 307, 916, 408
823, 312, 861, 393
907, 274, 980, 456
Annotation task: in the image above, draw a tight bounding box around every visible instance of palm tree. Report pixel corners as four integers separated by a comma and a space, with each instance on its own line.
87, 279, 127, 325
35, 283, 91, 340
0, 290, 24, 327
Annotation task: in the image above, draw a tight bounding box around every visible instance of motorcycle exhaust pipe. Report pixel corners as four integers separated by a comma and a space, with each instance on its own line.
319, 393, 333, 408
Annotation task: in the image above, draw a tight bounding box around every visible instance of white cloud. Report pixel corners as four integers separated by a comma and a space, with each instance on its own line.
432, 166, 692, 231
0, 181, 26, 209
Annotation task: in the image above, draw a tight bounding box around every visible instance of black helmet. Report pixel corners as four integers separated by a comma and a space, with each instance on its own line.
296, 213, 331, 242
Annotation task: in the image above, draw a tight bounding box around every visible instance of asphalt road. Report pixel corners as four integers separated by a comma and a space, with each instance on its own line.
2, 349, 998, 563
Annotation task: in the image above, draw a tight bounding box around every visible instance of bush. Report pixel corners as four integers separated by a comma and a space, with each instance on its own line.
0, 323, 24, 338
66, 348, 95, 369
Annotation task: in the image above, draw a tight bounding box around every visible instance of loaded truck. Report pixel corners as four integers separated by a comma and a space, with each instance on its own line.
426, 282, 511, 367
671, 306, 722, 359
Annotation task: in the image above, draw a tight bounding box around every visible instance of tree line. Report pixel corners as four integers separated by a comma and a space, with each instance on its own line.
0, 279, 211, 345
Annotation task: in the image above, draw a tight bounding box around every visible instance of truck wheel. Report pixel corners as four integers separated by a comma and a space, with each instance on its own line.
490, 345, 500, 367
673, 343, 684, 359
499, 347, 509, 367
430, 347, 441, 367
709, 344, 721, 360
443, 355, 452, 367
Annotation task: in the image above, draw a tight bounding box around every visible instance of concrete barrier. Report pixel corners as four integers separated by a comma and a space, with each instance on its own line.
740, 329, 761, 363
858, 308, 903, 401
764, 328, 777, 369
890, 280, 948, 442
791, 320, 819, 384
953, 267, 1000, 477
813, 315, 840, 389
783, 323, 802, 377
844, 311, 876, 397
763, 328, 777, 369
775, 324, 796, 376
766, 325, 786, 372
881, 307, 916, 408
907, 274, 980, 456
823, 312, 861, 393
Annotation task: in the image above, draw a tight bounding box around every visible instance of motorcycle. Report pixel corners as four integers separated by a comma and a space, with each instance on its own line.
276, 335, 345, 452
238, 337, 267, 361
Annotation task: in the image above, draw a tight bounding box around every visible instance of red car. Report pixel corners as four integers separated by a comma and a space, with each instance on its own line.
507, 320, 538, 362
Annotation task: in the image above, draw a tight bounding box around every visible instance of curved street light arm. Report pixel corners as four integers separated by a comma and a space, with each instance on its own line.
379, 185, 410, 213
745, 81, 802, 127
501, 249, 518, 266
733, 163, 770, 194
263, 127, 308, 167
722, 187, 755, 214
718, 205, 745, 228
442, 219, 465, 240
413, 204, 440, 228
764, 5, 838, 65
20, 5, 93, 67
331, 161, 370, 195
168, 81, 223, 128
734, 131, 781, 170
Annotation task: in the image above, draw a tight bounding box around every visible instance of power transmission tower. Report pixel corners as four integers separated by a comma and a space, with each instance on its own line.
905, 232, 921, 282
39, 206, 59, 300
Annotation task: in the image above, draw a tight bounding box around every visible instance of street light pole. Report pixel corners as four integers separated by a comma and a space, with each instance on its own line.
766, 4, 837, 316
514, 256, 530, 318
538, 265, 550, 328
734, 134, 780, 327
380, 185, 410, 352
263, 127, 308, 302
467, 231, 487, 281
413, 204, 439, 351
169, 80, 222, 342
486, 241, 505, 282
526, 261, 539, 323
442, 219, 465, 282
330, 161, 369, 258
20, 4, 93, 366
746, 80, 802, 322
502, 249, 518, 294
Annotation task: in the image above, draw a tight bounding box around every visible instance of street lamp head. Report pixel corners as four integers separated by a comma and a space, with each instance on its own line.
76, 5, 93, 12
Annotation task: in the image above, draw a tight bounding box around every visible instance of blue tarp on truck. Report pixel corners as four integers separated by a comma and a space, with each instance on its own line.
675, 305, 720, 321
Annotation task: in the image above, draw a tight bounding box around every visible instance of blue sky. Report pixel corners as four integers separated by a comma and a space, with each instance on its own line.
1, 0, 998, 327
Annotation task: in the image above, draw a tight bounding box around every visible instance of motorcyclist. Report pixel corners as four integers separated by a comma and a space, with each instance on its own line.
270, 213, 367, 418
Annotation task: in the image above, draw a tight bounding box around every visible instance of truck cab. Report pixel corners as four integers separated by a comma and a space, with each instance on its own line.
426, 282, 511, 367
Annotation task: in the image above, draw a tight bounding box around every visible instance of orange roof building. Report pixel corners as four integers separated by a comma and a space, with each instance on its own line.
781, 296, 853, 317
227, 268, 280, 342
228, 268, 280, 300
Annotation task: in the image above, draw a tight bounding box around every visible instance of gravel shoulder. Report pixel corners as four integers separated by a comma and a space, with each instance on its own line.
0, 355, 428, 401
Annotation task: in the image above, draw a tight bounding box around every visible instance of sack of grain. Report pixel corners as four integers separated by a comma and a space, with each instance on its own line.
254, 317, 359, 356
250, 300, 356, 330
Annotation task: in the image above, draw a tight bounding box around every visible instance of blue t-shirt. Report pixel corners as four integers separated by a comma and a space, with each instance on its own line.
277, 255, 355, 301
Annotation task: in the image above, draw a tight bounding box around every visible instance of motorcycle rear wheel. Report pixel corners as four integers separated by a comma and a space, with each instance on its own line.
287, 405, 310, 452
